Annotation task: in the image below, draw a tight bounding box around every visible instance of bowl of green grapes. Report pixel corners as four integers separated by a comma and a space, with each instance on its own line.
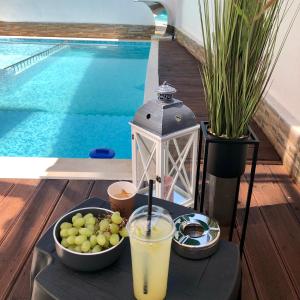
53, 207, 128, 271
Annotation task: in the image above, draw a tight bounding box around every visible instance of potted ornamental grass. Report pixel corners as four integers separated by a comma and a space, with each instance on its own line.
198, 0, 299, 223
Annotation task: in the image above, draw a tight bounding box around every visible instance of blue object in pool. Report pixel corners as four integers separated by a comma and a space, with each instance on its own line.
89, 148, 115, 159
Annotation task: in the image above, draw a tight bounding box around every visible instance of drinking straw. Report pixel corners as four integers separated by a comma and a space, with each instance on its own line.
146, 180, 153, 237
144, 179, 153, 294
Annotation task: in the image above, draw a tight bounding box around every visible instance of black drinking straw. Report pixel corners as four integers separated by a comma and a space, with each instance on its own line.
144, 179, 153, 294
147, 180, 153, 237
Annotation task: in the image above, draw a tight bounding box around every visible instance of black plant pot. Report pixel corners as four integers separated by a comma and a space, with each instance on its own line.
195, 121, 259, 246
206, 132, 248, 178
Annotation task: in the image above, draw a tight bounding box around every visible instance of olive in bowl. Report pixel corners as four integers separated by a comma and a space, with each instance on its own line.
53, 207, 127, 272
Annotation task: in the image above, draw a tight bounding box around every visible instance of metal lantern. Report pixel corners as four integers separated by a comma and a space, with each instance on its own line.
129, 82, 200, 207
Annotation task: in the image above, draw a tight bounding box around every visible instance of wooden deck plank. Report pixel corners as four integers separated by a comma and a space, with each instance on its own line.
268, 164, 300, 222
7, 180, 94, 300
244, 165, 300, 297
0, 179, 68, 299
0, 179, 41, 245
6, 256, 33, 300
241, 258, 258, 300
232, 233, 258, 300
41, 180, 94, 230
89, 180, 116, 200
236, 176, 299, 299
0, 179, 17, 200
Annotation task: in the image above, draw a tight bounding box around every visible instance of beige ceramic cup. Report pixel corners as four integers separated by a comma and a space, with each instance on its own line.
107, 181, 137, 218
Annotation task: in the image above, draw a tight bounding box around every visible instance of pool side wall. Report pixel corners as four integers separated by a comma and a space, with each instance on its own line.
0, 22, 155, 40
175, 28, 300, 184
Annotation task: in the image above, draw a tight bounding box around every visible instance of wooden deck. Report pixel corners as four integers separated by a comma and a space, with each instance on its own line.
0, 170, 299, 299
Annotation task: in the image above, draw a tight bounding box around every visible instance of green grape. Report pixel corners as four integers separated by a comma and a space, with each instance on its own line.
110, 234, 120, 246
109, 223, 119, 234
103, 239, 110, 248
79, 228, 92, 237
92, 245, 102, 253
90, 235, 98, 247
67, 227, 79, 236
83, 213, 94, 220
119, 227, 128, 238
68, 245, 76, 251
60, 222, 72, 230
85, 223, 95, 232
66, 235, 76, 245
111, 212, 123, 225
94, 223, 100, 232
74, 245, 82, 252
61, 238, 69, 248
96, 234, 106, 246
73, 217, 85, 228
60, 229, 69, 238
72, 213, 82, 223
81, 241, 91, 253
103, 231, 111, 240
85, 217, 96, 225
75, 235, 87, 245
100, 219, 109, 232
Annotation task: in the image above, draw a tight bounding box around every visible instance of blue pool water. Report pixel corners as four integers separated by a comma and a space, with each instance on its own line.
0, 39, 150, 158
155, 10, 168, 24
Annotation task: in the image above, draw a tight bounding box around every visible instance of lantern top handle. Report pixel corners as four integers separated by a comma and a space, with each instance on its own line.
157, 81, 177, 102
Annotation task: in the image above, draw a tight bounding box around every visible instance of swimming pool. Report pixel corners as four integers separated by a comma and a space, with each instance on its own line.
0, 38, 150, 159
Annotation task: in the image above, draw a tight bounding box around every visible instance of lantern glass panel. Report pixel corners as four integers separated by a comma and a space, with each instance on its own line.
134, 133, 158, 197
164, 134, 195, 206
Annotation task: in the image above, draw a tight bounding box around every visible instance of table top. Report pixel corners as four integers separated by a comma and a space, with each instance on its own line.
31, 196, 241, 300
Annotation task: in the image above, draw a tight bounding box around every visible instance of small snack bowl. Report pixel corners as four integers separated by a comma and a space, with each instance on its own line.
53, 207, 126, 272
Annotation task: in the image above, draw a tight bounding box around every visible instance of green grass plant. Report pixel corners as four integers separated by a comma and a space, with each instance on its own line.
198, 0, 299, 138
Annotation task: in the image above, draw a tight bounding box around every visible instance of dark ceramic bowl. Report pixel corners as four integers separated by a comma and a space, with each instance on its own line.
53, 207, 125, 272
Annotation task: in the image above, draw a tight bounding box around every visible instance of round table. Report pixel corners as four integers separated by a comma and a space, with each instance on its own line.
31, 196, 241, 300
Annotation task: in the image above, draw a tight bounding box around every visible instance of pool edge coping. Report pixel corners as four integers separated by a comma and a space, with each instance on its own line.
0, 157, 133, 180
0, 35, 152, 43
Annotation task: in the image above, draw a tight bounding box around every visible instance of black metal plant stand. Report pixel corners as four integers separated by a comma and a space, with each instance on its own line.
194, 121, 259, 254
